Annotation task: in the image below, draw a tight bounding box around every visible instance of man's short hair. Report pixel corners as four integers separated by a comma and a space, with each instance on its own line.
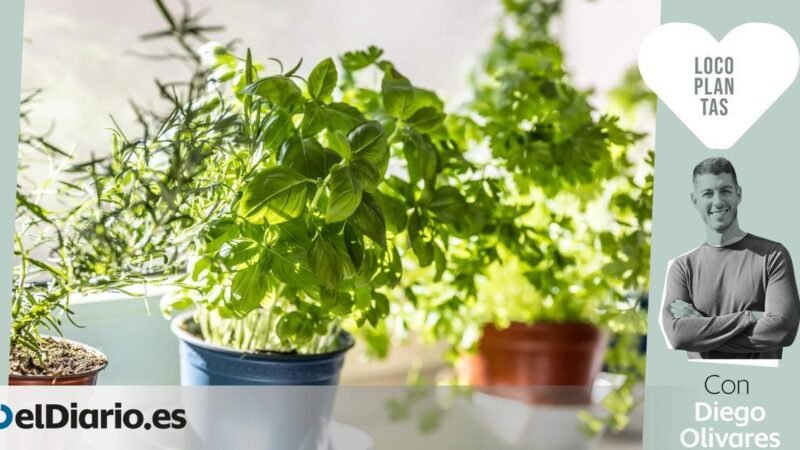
692, 157, 738, 186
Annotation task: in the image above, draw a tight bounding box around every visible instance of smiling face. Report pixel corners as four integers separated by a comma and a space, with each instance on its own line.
691, 172, 742, 233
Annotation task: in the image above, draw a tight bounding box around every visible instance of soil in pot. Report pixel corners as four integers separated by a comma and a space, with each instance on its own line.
9, 337, 108, 385
460, 322, 607, 405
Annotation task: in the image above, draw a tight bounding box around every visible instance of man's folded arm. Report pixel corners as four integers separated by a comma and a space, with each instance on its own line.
713, 245, 800, 354
664, 309, 752, 352
662, 259, 753, 352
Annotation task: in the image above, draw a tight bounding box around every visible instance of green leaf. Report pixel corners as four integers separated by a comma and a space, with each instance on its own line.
356, 249, 379, 285
341, 46, 384, 72
331, 232, 357, 278
244, 76, 303, 109
429, 186, 468, 224
349, 121, 389, 179
373, 292, 390, 318
372, 245, 402, 287
418, 138, 438, 182
408, 211, 433, 267
228, 259, 271, 315
328, 291, 355, 316
381, 69, 415, 119
326, 165, 363, 223
269, 242, 315, 287
326, 130, 351, 160
325, 103, 366, 133
433, 244, 446, 282
409, 88, 444, 112
308, 57, 337, 101
344, 224, 365, 269
402, 132, 438, 183
308, 233, 343, 290
406, 106, 445, 133
349, 159, 381, 192
376, 192, 408, 233
348, 193, 387, 250
278, 136, 340, 180
239, 166, 309, 224
277, 311, 314, 344
300, 101, 327, 137
277, 217, 311, 247
217, 238, 261, 271
259, 109, 294, 151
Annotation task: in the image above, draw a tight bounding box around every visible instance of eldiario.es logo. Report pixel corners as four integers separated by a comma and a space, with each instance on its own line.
0, 402, 186, 430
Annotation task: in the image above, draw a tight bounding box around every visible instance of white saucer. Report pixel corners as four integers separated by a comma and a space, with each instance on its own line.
329, 420, 375, 450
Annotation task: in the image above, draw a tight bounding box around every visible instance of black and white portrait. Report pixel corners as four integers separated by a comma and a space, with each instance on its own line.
661, 156, 800, 359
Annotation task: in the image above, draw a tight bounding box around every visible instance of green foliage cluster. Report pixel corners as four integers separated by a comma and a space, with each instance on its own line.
51, 0, 497, 354
13, 90, 162, 355
371, 0, 651, 353
14, 0, 654, 431
353, 0, 654, 432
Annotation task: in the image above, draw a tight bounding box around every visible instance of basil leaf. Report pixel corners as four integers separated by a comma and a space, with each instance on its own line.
279, 136, 339, 180
308, 233, 343, 290
402, 132, 437, 183
408, 210, 434, 267
326, 130, 351, 160
239, 166, 309, 224
217, 238, 261, 271
372, 245, 402, 287
277, 311, 314, 344
307, 57, 337, 101
277, 217, 311, 247
300, 101, 327, 137
340, 46, 384, 72
244, 76, 303, 109
433, 244, 447, 282
381, 69, 415, 119
407, 106, 445, 133
259, 109, 293, 151
344, 224, 365, 270
228, 258, 271, 315
429, 186, 468, 224
348, 192, 387, 250
418, 137, 439, 182
409, 88, 445, 112
349, 159, 381, 192
375, 192, 408, 233
325, 103, 366, 133
326, 165, 363, 223
349, 121, 389, 179
373, 292, 390, 318
270, 242, 315, 287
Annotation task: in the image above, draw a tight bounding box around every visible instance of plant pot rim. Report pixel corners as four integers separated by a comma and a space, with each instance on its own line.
8, 336, 108, 382
170, 310, 355, 361
488, 322, 602, 330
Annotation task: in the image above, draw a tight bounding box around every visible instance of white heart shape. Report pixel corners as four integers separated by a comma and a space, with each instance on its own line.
638, 23, 799, 150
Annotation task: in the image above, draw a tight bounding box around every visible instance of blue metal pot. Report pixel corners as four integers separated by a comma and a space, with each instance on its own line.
171, 311, 354, 386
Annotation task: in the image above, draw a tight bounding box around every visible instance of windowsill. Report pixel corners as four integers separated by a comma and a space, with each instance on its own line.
58, 288, 445, 385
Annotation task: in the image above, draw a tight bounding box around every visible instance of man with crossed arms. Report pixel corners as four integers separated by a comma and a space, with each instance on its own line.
662, 157, 800, 359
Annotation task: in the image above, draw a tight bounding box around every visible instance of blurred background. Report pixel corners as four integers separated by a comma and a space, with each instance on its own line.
21, 0, 657, 164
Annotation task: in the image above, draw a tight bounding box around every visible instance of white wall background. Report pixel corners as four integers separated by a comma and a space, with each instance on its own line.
21, 0, 659, 161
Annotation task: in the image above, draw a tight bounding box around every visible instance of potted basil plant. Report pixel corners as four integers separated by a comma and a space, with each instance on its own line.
88, 0, 483, 386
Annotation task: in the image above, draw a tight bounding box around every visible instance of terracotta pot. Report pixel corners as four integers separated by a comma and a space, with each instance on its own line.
8, 339, 108, 386
461, 322, 607, 405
